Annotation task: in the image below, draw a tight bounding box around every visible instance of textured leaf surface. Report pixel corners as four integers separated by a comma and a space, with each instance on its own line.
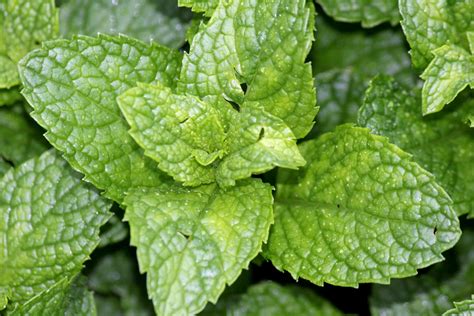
10, 276, 96, 316
178, 0, 316, 138
2, 0, 58, 63
118, 83, 304, 187
399, 0, 474, 69
97, 214, 128, 248
316, 0, 399, 27
371, 230, 474, 315
359, 76, 474, 217
444, 296, 474, 315
421, 44, 474, 114
19, 34, 182, 203
202, 281, 342, 316
0, 55, 19, 89
0, 150, 111, 304
0, 106, 49, 165
264, 125, 461, 287
312, 15, 415, 87
60, 0, 189, 49
124, 179, 273, 315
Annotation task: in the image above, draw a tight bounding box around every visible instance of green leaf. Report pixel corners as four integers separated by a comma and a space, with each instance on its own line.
19, 34, 182, 203
0, 106, 49, 165
178, 0, 218, 16
178, 0, 317, 139
97, 214, 128, 248
0, 88, 22, 107
444, 296, 474, 315
399, 0, 474, 70
118, 83, 305, 187
10, 276, 97, 316
370, 230, 474, 315
60, 0, 190, 49
421, 44, 474, 115
0, 158, 11, 177
316, 0, 399, 27
124, 179, 273, 315
264, 124, 461, 287
88, 249, 154, 316
312, 15, 415, 86
202, 281, 342, 316
0, 55, 19, 89
0, 150, 111, 305
359, 76, 474, 217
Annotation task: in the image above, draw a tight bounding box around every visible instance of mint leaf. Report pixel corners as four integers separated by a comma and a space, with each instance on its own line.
118, 83, 304, 187
97, 214, 128, 248
316, 0, 399, 27
264, 125, 461, 287
10, 276, 96, 316
203, 281, 342, 316
399, 0, 474, 70
60, 0, 189, 49
444, 296, 474, 315
0, 150, 111, 305
0, 105, 49, 165
19, 34, 182, 203
0, 158, 10, 177
359, 76, 474, 217
124, 179, 273, 315
117, 82, 226, 186
371, 230, 474, 315
421, 44, 474, 114
178, 0, 317, 138
178, 0, 218, 16
0, 55, 18, 89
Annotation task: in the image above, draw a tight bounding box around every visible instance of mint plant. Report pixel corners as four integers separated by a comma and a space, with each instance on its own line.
0, 0, 473, 315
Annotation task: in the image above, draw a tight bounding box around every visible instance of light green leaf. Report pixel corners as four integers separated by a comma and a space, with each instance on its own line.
202, 281, 342, 316
19, 34, 182, 203
97, 214, 128, 248
444, 296, 474, 315
0, 55, 19, 89
399, 0, 474, 70
88, 249, 154, 316
312, 15, 415, 87
3, 0, 58, 63
421, 44, 474, 115
264, 125, 461, 287
118, 83, 305, 187
178, 0, 317, 139
178, 0, 218, 16
0, 88, 22, 107
60, 0, 189, 49
124, 179, 273, 315
359, 76, 474, 217
316, 0, 399, 27
0, 150, 111, 305
117, 82, 226, 186
0, 106, 49, 165
371, 230, 474, 315
10, 276, 97, 316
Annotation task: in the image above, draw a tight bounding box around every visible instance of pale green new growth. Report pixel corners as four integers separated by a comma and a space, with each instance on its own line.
118, 83, 305, 187
359, 76, 474, 217
179, 0, 317, 138
60, 0, 189, 49
203, 282, 342, 316
317, 0, 399, 27
124, 179, 273, 315
264, 125, 461, 287
421, 44, 474, 115
399, 0, 474, 70
10, 276, 97, 316
444, 296, 474, 315
19, 34, 182, 203
0, 151, 111, 305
